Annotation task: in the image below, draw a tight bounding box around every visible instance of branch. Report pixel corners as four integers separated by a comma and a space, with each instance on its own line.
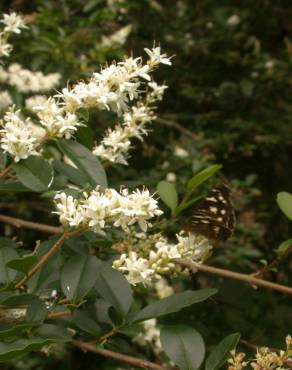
15, 228, 86, 289
174, 259, 292, 295
71, 339, 170, 370
47, 310, 72, 320
0, 164, 13, 179
0, 214, 62, 234
156, 117, 197, 139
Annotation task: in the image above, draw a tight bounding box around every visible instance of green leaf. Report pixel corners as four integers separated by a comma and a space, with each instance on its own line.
71, 310, 100, 337
277, 192, 292, 221
58, 140, 107, 188
187, 165, 222, 191
274, 238, 292, 256
0, 294, 36, 306
0, 324, 70, 362
157, 181, 178, 211
131, 289, 217, 323
0, 181, 32, 194
53, 160, 87, 187
161, 325, 205, 370
205, 333, 241, 370
175, 195, 204, 215
61, 255, 101, 302
13, 156, 54, 192
0, 149, 6, 170
0, 323, 35, 339
0, 238, 19, 284
6, 253, 37, 275
95, 263, 133, 316
26, 298, 47, 323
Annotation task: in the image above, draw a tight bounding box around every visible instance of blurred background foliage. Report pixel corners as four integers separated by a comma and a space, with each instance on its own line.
0, 0, 292, 369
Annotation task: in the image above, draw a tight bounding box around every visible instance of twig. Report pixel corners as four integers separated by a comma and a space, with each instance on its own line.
156, 117, 197, 139
0, 164, 13, 179
174, 259, 292, 295
15, 228, 86, 289
251, 245, 292, 278
71, 339, 170, 370
47, 310, 72, 320
0, 214, 62, 234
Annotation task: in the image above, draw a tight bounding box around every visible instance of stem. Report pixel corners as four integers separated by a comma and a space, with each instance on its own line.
0, 163, 13, 179
47, 310, 72, 319
15, 228, 86, 289
71, 339, 170, 370
174, 259, 292, 295
0, 214, 62, 234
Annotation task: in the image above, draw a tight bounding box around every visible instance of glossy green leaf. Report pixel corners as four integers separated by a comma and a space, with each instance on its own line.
58, 140, 107, 188
0, 181, 32, 194
175, 195, 204, 215
95, 263, 133, 316
187, 164, 222, 191
61, 255, 101, 302
277, 192, 292, 221
0, 239, 19, 284
205, 333, 240, 370
161, 325, 205, 370
71, 310, 100, 337
157, 180, 178, 211
36, 324, 71, 341
13, 156, 54, 192
6, 253, 37, 275
53, 160, 87, 187
274, 238, 292, 256
0, 323, 35, 339
0, 294, 36, 306
26, 299, 47, 323
131, 289, 217, 323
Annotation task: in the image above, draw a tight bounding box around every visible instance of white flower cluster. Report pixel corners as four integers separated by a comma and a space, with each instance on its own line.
0, 91, 13, 110
0, 13, 27, 58
93, 103, 154, 164
0, 108, 46, 161
133, 319, 162, 354
54, 187, 163, 233
154, 278, 174, 299
0, 63, 61, 93
113, 232, 212, 285
57, 46, 171, 116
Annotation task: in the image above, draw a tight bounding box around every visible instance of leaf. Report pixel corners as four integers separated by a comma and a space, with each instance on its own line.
58, 140, 107, 188
36, 324, 71, 341
277, 192, 292, 221
95, 263, 133, 316
175, 195, 204, 215
0, 238, 19, 284
161, 325, 205, 370
13, 156, 54, 192
26, 298, 47, 323
0, 149, 6, 170
157, 181, 178, 211
6, 253, 37, 275
0, 294, 36, 306
274, 239, 292, 256
0, 323, 35, 339
205, 333, 241, 370
61, 255, 101, 302
53, 160, 87, 187
0, 181, 32, 194
71, 310, 100, 337
131, 289, 217, 323
187, 165, 222, 191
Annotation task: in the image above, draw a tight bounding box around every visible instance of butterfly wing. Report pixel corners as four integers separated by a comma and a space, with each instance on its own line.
192, 184, 235, 241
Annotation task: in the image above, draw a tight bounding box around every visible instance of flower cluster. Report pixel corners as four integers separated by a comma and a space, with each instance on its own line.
113, 232, 212, 285
0, 63, 61, 93
228, 335, 292, 370
133, 319, 162, 354
0, 13, 27, 58
0, 108, 46, 161
54, 187, 163, 233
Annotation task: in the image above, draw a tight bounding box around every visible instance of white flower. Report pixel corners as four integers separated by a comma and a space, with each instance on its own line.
265, 60, 275, 70
133, 319, 162, 353
25, 95, 48, 110
113, 252, 154, 285
1, 13, 27, 34
174, 145, 189, 158
148, 81, 168, 100
166, 172, 176, 182
226, 14, 240, 26
0, 91, 12, 109
0, 33, 12, 57
101, 25, 132, 47
154, 278, 174, 298
0, 108, 45, 161
144, 46, 172, 66
54, 192, 86, 228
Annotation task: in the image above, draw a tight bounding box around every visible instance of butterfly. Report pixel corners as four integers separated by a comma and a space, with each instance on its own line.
192, 184, 235, 241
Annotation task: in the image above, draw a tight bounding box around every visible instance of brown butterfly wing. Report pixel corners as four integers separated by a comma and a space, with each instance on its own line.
192, 184, 235, 241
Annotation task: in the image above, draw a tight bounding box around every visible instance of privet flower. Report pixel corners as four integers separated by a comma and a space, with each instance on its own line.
0, 108, 46, 161
54, 187, 163, 233
154, 278, 174, 298
113, 232, 212, 285
0, 91, 13, 109
0, 64, 61, 93
133, 319, 162, 354
0, 13, 27, 58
